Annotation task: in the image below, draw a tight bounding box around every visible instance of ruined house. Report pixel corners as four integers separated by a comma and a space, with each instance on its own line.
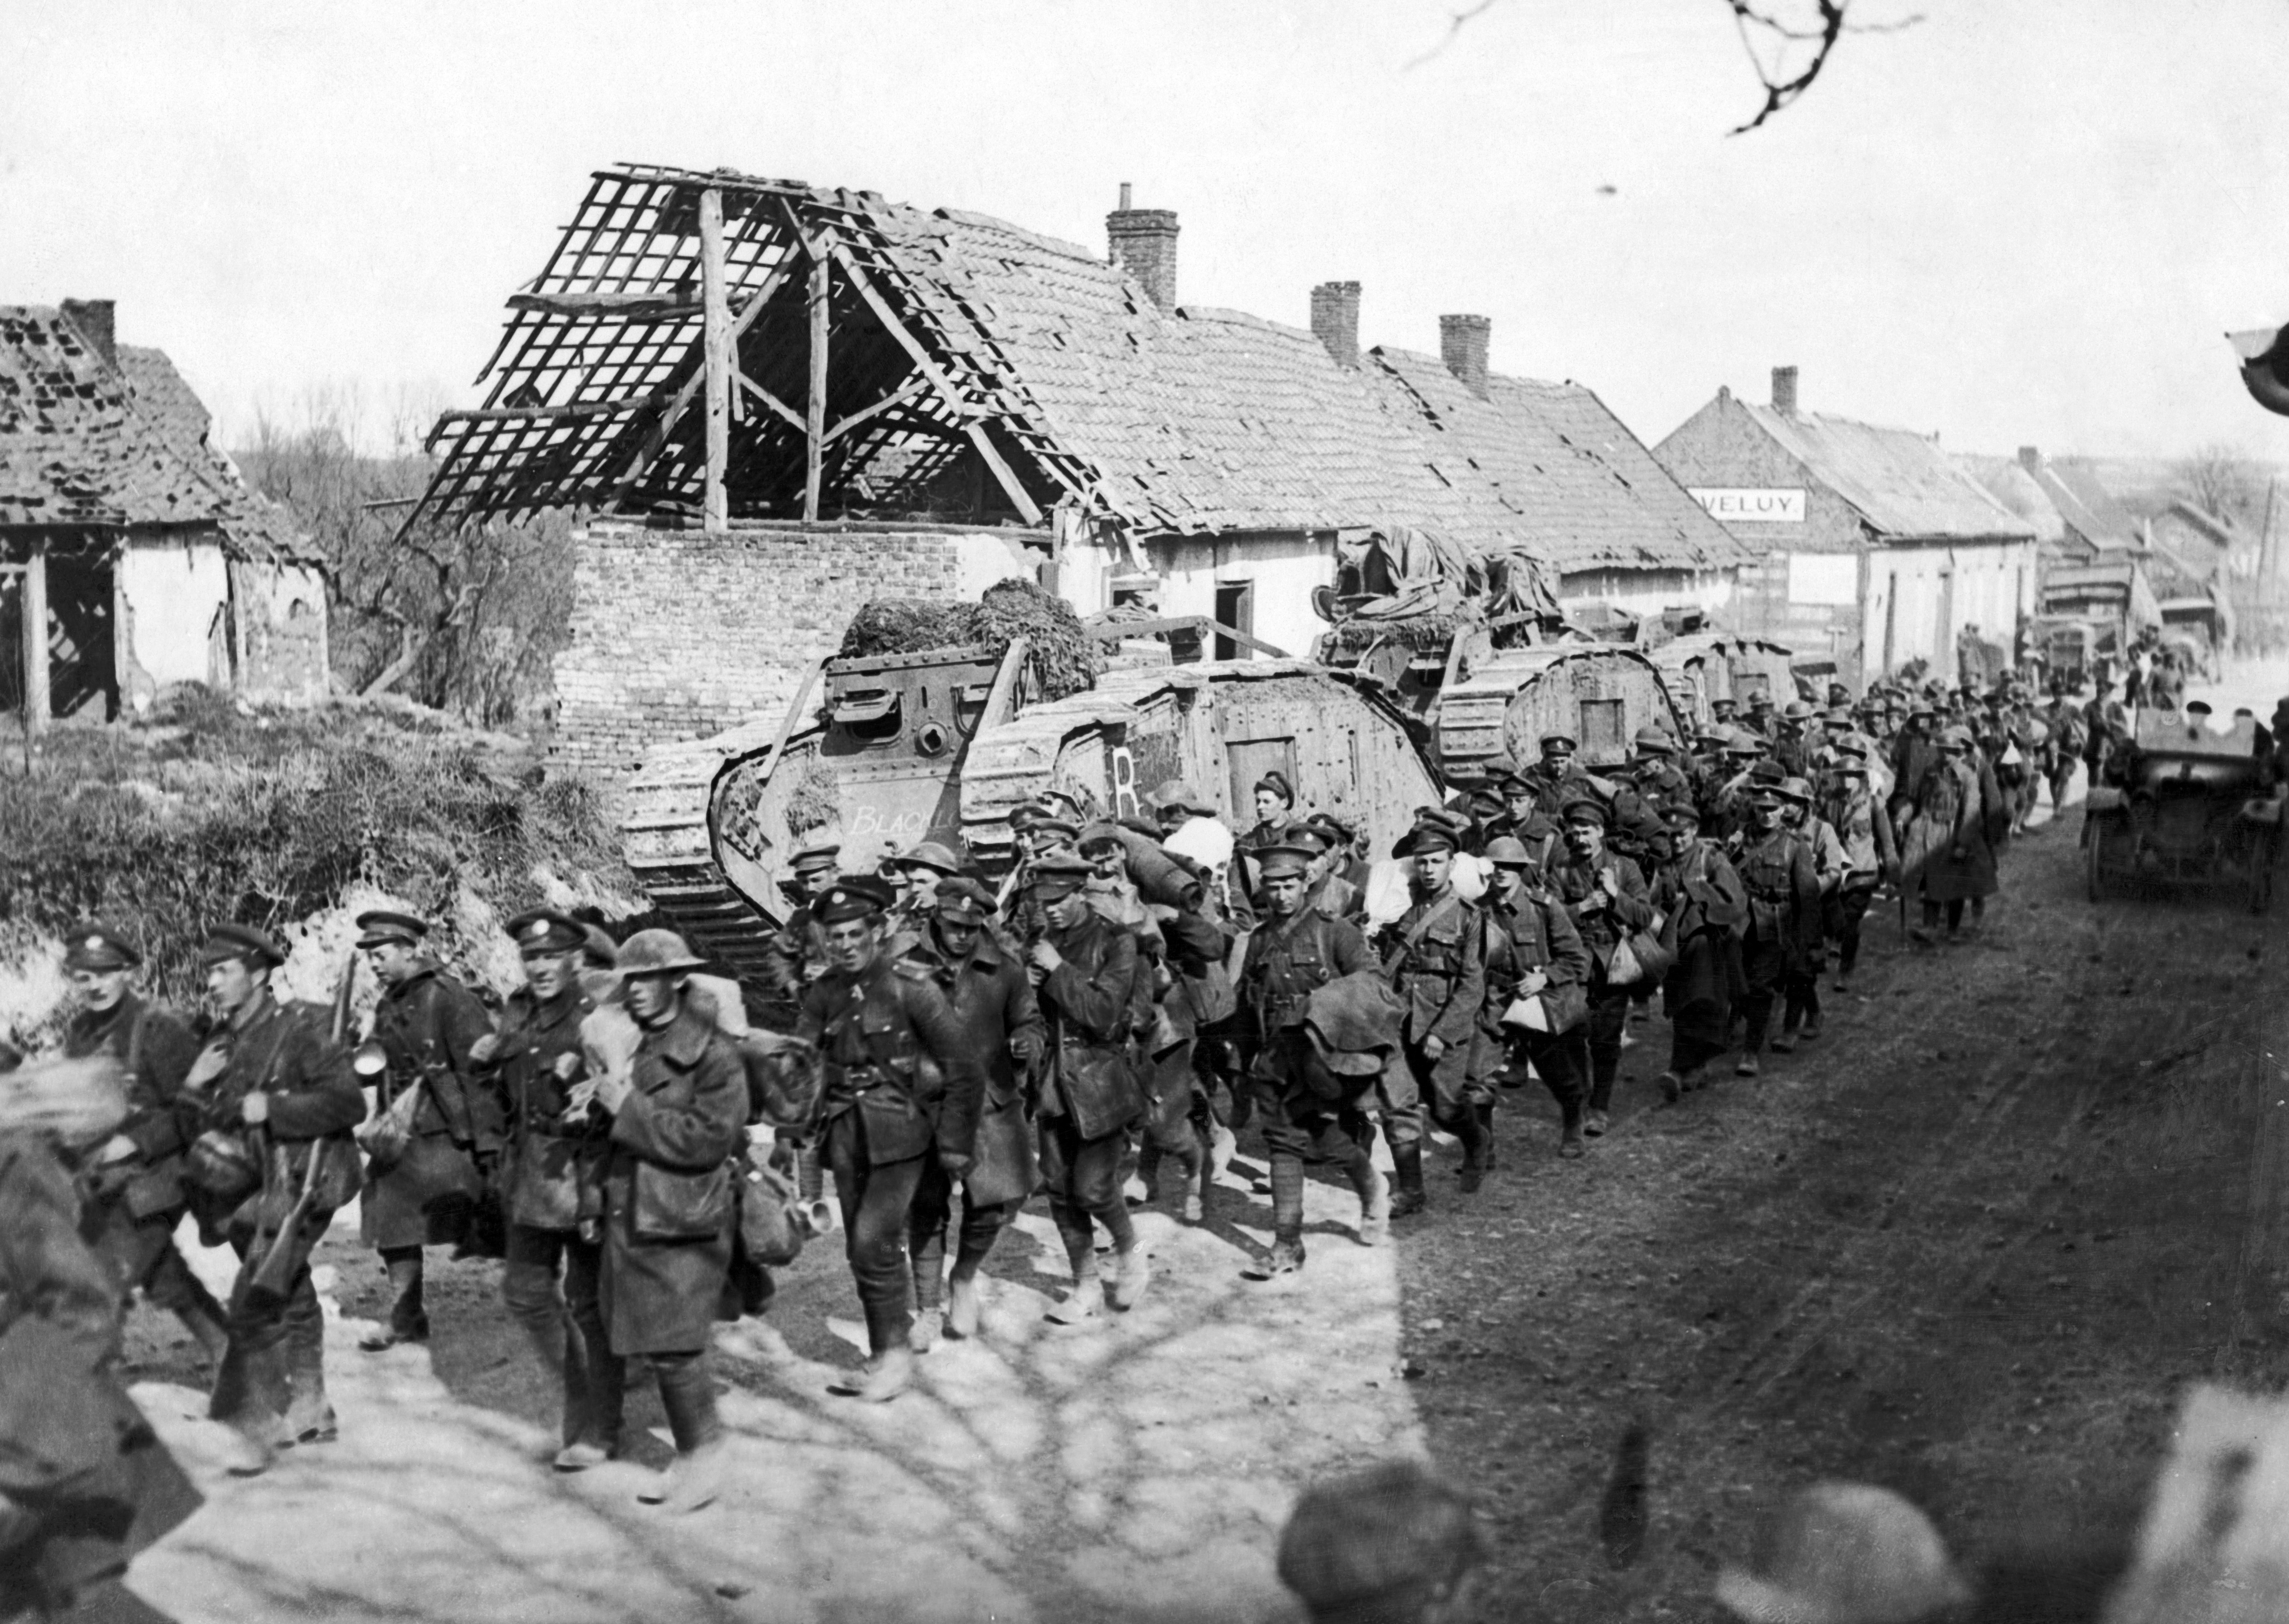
0, 300, 330, 726
1654, 367, 2039, 686
408, 165, 1740, 779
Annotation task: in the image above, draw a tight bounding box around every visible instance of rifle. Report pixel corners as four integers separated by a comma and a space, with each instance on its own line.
245, 1133, 327, 1312
329, 948, 359, 1048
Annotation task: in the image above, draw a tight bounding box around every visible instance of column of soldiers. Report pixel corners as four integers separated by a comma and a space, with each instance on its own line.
27, 673, 2056, 1524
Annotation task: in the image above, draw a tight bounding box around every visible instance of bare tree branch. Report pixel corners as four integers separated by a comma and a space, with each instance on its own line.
1404, 0, 1502, 71
1724, 0, 1922, 135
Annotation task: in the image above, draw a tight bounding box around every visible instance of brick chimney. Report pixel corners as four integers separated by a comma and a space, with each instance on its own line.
1770, 364, 1799, 416
1440, 314, 1490, 399
1311, 281, 1361, 369
2017, 445, 2042, 472
1107, 184, 1179, 312
61, 298, 117, 368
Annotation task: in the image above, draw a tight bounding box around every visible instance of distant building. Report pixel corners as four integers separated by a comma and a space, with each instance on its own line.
1653, 367, 2039, 686
0, 300, 329, 728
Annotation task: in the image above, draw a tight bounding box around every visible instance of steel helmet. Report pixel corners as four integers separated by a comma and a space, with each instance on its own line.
1716, 1481, 1969, 1624
612, 928, 708, 978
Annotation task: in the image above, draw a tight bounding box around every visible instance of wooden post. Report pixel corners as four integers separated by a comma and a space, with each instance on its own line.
21, 543, 48, 735
699, 186, 729, 533
805, 246, 829, 523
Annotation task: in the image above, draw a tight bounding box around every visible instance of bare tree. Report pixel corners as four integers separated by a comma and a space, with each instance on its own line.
2173, 441, 2265, 531
237, 388, 572, 726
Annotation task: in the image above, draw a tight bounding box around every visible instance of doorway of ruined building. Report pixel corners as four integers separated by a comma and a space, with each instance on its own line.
1, 539, 120, 726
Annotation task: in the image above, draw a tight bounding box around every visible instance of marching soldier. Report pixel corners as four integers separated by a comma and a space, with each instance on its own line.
1900, 725, 1998, 943
178, 923, 364, 1476
1821, 754, 1897, 995
1239, 843, 1388, 1274
1478, 837, 1593, 1160
479, 910, 622, 1472
1242, 770, 1305, 853
760, 840, 840, 1029
795, 879, 985, 1396
1024, 852, 1151, 1321
1772, 778, 1847, 1051
1630, 726, 1695, 814
1648, 801, 1747, 1098
900, 876, 1044, 1348
591, 929, 747, 1510
353, 910, 498, 1353
1726, 787, 1821, 1076
1378, 820, 1488, 1203
1516, 732, 1604, 829
59, 925, 227, 1366
1545, 800, 1654, 1138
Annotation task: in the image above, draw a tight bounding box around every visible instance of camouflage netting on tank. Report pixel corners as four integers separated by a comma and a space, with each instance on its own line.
838, 579, 1104, 702
1326, 612, 1465, 653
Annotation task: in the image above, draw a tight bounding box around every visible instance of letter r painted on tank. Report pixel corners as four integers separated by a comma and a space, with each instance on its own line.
1110, 745, 1138, 818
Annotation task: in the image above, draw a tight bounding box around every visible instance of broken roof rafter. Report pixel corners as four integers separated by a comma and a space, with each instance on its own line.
415, 163, 1084, 532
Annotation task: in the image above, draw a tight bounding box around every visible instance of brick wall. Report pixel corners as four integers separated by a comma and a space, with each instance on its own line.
549, 520, 1021, 782
231, 558, 331, 703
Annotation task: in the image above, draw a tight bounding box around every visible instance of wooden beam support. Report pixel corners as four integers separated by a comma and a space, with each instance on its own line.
602, 263, 790, 513
699, 186, 730, 533
964, 421, 1045, 526
804, 245, 829, 523
429, 393, 671, 431
506, 290, 703, 319
823, 376, 929, 445
20, 543, 49, 734
734, 371, 807, 434
824, 240, 978, 418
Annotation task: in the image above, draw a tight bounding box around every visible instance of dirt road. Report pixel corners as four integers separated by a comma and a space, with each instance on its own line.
112, 806, 2288, 1623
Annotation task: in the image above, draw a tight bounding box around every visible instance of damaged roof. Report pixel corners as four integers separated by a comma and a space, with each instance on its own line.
1736, 401, 2036, 543
1367, 347, 1745, 574
0, 307, 311, 561
413, 163, 1742, 578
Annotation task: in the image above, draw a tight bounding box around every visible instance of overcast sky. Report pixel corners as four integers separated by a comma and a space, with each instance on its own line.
7, 0, 2288, 464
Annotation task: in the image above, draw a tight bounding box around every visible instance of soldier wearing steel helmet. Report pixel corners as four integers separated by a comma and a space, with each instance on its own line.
1771, 776, 1848, 1051
352, 909, 498, 1355
1545, 798, 1655, 1139
794, 877, 986, 1397
590, 927, 747, 1511
177, 923, 364, 1476
1628, 724, 1695, 814
59, 923, 227, 1369
475, 909, 623, 1473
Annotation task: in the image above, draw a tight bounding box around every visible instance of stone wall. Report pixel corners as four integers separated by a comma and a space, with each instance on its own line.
230, 558, 331, 704
549, 519, 1038, 782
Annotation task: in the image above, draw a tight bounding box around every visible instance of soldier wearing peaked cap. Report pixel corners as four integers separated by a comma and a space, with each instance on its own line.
1476, 837, 1593, 1161
897, 875, 1044, 1348
352, 909, 500, 1354
1629, 725, 1695, 815
1375, 819, 1489, 1208
61, 924, 229, 1370
1239, 842, 1388, 1277
759, 840, 839, 1032
794, 877, 987, 1400
1725, 785, 1821, 1078
180, 922, 365, 1476
1544, 798, 1655, 1139
477, 909, 623, 1472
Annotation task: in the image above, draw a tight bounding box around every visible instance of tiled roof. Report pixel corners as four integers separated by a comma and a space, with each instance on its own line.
860, 206, 1480, 539
1961, 456, 2066, 544
0, 307, 309, 560
2036, 460, 2139, 549
1369, 347, 1746, 573
417, 165, 1747, 583
1739, 402, 2035, 543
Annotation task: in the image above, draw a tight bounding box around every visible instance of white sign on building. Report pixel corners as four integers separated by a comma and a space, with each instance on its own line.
1689, 487, 1807, 524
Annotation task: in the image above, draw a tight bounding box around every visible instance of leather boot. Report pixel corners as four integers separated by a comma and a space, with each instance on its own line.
945, 1271, 983, 1340
1350, 1159, 1391, 1248
1044, 1272, 1104, 1324
1388, 1141, 1428, 1217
